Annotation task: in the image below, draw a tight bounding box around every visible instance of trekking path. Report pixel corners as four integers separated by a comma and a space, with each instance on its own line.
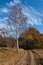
27, 50, 36, 65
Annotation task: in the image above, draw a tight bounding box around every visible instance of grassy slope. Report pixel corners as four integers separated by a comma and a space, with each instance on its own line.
0, 48, 25, 64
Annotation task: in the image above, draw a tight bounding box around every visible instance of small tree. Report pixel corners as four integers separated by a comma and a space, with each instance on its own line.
8, 4, 27, 52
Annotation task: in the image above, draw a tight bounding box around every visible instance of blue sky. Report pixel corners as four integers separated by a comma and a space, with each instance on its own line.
0, 0, 43, 36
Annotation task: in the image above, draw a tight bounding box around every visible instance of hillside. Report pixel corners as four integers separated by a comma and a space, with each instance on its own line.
0, 48, 26, 65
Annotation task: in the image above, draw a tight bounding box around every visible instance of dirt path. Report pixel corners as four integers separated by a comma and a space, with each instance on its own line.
27, 51, 36, 65
29, 51, 36, 65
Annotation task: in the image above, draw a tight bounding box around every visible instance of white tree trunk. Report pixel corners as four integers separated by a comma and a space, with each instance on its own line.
16, 24, 19, 52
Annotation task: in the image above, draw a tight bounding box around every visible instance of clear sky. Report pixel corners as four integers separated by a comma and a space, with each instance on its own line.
0, 0, 43, 34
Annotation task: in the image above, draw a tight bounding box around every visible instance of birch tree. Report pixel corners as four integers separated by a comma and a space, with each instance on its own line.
8, 4, 27, 52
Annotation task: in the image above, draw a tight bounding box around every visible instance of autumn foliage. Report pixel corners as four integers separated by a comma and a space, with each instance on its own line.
19, 27, 43, 49
0, 27, 43, 49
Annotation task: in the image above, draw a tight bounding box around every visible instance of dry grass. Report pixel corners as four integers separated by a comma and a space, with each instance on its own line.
36, 49, 43, 54
36, 49, 43, 58
0, 47, 25, 64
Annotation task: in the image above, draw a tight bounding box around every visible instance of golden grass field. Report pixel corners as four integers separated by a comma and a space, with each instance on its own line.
0, 48, 43, 65
0, 47, 25, 64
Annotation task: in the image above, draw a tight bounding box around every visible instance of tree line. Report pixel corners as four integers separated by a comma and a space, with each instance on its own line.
19, 27, 43, 49
0, 27, 43, 49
